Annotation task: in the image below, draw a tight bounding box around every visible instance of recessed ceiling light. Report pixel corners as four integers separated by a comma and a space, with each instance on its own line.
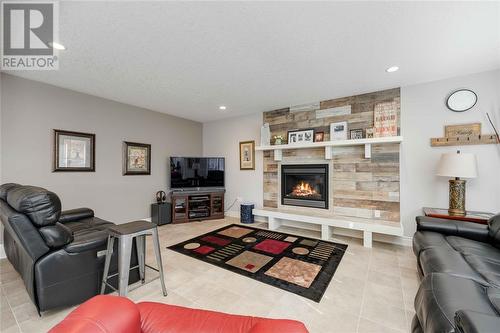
386, 66, 399, 73
219, 106, 227, 110
49, 42, 66, 50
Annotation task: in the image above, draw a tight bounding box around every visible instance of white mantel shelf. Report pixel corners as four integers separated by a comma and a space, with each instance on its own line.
256, 136, 403, 160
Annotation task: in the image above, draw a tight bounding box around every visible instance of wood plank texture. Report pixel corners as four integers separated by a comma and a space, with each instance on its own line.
262, 88, 401, 223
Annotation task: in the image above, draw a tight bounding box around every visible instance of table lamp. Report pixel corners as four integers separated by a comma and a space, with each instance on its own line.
436, 150, 477, 216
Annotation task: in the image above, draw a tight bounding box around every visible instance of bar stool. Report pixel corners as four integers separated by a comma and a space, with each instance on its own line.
100, 220, 167, 297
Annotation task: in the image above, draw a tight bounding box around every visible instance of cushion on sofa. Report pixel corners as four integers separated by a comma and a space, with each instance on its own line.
59, 208, 95, 223
415, 273, 499, 333
6, 185, 61, 227
418, 246, 488, 285
0, 183, 20, 201
413, 231, 452, 256
464, 255, 500, 288
39, 223, 74, 249
447, 236, 500, 263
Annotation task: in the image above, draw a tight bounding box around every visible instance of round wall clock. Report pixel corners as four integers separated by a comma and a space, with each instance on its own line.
446, 89, 477, 112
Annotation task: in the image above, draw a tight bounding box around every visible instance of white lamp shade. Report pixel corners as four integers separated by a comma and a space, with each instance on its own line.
436, 152, 478, 178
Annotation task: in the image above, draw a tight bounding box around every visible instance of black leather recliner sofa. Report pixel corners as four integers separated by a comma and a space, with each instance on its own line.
412, 214, 500, 333
0, 183, 139, 313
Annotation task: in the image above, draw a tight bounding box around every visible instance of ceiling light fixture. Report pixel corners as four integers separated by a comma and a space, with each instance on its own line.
49, 42, 66, 50
219, 106, 227, 111
386, 66, 399, 73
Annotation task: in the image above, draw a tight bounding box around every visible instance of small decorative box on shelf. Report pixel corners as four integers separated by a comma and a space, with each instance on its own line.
422, 207, 495, 225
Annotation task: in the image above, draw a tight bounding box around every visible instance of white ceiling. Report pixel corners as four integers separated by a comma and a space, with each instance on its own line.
5, 1, 500, 122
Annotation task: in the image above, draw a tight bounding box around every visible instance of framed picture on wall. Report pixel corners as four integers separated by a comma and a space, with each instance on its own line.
239, 140, 255, 170
53, 129, 95, 172
123, 141, 151, 175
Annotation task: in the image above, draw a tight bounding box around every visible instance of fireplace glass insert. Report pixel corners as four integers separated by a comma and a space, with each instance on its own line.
281, 164, 328, 209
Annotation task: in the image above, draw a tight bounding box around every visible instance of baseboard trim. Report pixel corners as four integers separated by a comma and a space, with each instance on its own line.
225, 210, 412, 247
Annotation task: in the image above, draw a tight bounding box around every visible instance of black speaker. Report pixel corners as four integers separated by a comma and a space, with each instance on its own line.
151, 202, 171, 226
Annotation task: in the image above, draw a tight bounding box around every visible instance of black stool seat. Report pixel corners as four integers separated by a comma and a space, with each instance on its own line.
108, 220, 155, 235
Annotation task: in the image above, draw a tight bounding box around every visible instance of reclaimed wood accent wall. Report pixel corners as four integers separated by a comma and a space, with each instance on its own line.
263, 88, 401, 223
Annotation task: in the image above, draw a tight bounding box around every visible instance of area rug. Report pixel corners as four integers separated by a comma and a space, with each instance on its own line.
168, 224, 347, 302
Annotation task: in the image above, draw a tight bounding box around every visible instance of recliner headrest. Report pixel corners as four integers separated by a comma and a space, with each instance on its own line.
488, 214, 500, 245
6, 185, 61, 227
0, 183, 20, 201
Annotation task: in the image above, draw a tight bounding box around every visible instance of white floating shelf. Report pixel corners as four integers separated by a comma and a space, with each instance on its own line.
256, 136, 403, 161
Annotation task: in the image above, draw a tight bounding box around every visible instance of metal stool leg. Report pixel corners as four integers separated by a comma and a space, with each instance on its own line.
136, 235, 146, 283
118, 235, 133, 297
152, 228, 167, 296
100, 235, 114, 294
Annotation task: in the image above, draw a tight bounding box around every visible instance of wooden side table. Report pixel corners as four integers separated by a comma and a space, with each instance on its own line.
422, 207, 495, 225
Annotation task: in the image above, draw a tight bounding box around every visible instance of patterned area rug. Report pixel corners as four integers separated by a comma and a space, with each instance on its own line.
168, 224, 347, 302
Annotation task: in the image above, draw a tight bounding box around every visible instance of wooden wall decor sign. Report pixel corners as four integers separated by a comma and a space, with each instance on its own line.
373, 101, 398, 137
431, 134, 498, 147
445, 123, 481, 137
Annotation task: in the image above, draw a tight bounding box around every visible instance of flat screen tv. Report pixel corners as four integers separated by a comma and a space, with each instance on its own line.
170, 157, 225, 189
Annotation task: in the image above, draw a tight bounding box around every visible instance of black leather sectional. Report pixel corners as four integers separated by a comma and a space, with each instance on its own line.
412, 214, 500, 333
0, 183, 139, 313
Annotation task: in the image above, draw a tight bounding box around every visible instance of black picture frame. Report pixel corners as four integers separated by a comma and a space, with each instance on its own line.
123, 141, 151, 175
53, 129, 95, 172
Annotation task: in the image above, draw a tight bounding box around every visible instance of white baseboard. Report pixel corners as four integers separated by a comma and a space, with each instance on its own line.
0, 244, 6, 259
225, 210, 412, 247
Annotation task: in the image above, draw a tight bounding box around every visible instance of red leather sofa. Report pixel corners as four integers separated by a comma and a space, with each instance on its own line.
49, 295, 309, 333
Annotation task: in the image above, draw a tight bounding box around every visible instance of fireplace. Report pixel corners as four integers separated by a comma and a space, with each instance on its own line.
281, 164, 328, 209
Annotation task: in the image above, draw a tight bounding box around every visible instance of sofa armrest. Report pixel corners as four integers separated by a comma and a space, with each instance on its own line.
416, 216, 489, 242
455, 310, 500, 333
64, 229, 108, 253
49, 295, 141, 333
59, 208, 94, 223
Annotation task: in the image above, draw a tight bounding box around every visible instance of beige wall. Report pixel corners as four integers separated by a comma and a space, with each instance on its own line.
1, 74, 202, 225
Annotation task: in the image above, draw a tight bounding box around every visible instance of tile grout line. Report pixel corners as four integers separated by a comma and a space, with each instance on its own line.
1, 286, 23, 333
354, 245, 372, 333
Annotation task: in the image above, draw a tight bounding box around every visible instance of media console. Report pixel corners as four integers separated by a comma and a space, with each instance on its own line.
171, 190, 224, 223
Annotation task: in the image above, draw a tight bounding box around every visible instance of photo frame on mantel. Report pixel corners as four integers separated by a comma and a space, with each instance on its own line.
239, 140, 255, 170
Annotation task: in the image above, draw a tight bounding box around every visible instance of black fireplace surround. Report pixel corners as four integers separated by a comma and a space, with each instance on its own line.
281, 164, 328, 209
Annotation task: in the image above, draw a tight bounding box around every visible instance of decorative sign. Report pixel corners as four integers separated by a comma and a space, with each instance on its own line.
445, 123, 481, 137
290, 102, 320, 113
316, 105, 351, 119
373, 101, 398, 137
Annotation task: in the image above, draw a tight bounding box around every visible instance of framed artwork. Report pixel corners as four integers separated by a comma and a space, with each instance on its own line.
53, 129, 95, 172
329, 122, 348, 141
123, 141, 151, 175
373, 101, 398, 137
366, 128, 374, 138
287, 129, 315, 144
239, 140, 255, 170
314, 132, 324, 142
350, 129, 364, 140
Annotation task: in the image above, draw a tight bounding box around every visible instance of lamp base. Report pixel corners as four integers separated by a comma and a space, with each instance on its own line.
449, 179, 466, 216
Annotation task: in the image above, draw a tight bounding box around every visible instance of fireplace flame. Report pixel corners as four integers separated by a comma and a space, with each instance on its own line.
291, 181, 317, 197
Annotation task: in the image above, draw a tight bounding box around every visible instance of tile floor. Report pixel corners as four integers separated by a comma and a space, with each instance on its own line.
0, 217, 419, 333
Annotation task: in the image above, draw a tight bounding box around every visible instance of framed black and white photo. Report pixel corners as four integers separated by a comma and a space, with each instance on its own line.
350, 129, 364, 140
54, 129, 95, 172
123, 141, 151, 175
329, 122, 348, 141
287, 129, 315, 144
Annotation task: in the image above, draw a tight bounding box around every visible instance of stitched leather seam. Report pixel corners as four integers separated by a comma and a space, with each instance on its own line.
430, 274, 455, 327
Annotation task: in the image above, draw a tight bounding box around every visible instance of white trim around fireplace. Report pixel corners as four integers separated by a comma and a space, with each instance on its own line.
252, 208, 404, 248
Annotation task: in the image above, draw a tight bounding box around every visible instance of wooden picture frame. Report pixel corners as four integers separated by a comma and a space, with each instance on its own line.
53, 129, 95, 172
123, 141, 151, 175
239, 140, 255, 170
314, 131, 324, 142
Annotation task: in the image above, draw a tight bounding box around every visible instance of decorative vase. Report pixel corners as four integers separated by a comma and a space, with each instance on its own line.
275, 138, 282, 145
261, 123, 271, 146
